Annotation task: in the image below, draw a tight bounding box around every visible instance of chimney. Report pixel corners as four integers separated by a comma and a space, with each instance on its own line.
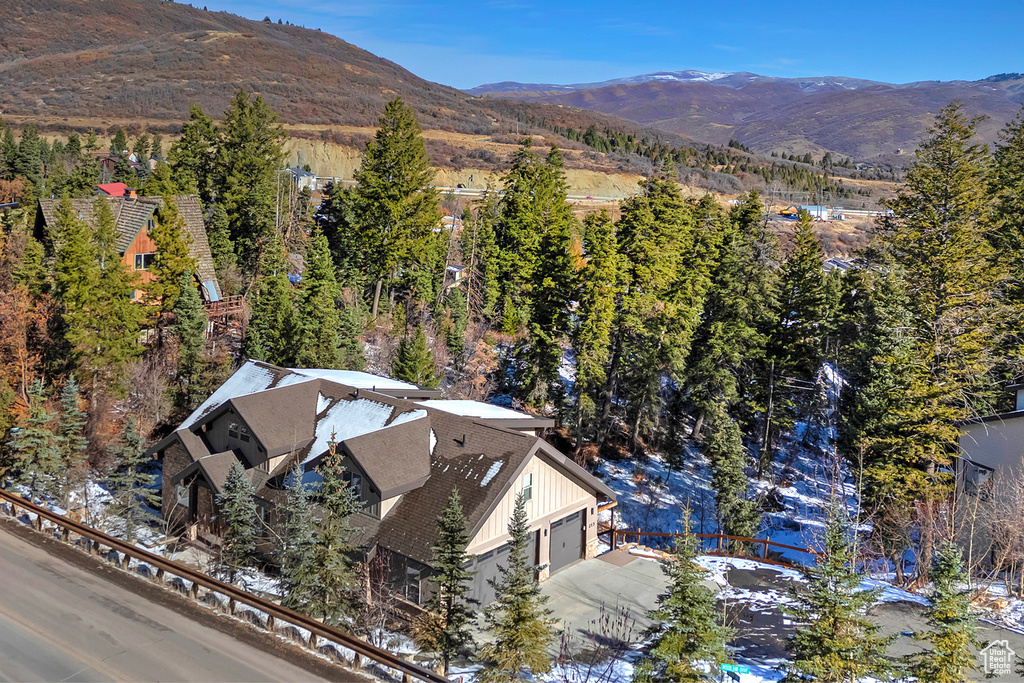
127, 188, 137, 199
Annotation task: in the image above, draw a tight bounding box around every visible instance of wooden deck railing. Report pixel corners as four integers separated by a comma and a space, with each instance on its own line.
600, 523, 815, 568
205, 295, 245, 317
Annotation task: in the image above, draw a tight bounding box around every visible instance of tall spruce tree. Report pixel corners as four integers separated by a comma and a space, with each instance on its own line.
219, 462, 259, 582
392, 325, 440, 389
907, 540, 980, 682
109, 128, 128, 157
599, 180, 713, 450
149, 195, 196, 313
517, 147, 578, 408
244, 236, 296, 366
876, 101, 1003, 575
479, 492, 555, 682
770, 210, 828, 453
704, 404, 759, 539
105, 417, 158, 543
85, 197, 144, 397
686, 195, 774, 440
783, 502, 893, 683
172, 273, 209, 409
215, 90, 286, 270
56, 377, 89, 509
295, 229, 348, 369
351, 98, 440, 318
168, 104, 219, 202
279, 463, 318, 611
639, 509, 732, 682
415, 488, 476, 675
572, 210, 620, 446
9, 380, 59, 502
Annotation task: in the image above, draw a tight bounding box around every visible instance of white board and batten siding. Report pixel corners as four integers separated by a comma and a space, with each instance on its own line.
467, 454, 592, 555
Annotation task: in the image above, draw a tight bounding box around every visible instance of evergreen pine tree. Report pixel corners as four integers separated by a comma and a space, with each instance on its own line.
168, 104, 219, 202
519, 147, 578, 408
219, 462, 259, 582
295, 229, 348, 369
639, 509, 732, 682
783, 503, 893, 683
84, 197, 145, 397
770, 210, 828, 448
415, 488, 476, 675
8, 380, 59, 502
876, 102, 1003, 569
444, 288, 468, 358
109, 128, 128, 156
704, 403, 759, 539
172, 273, 209, 409
244, 237, 296, 366
279, 463, 318, 611
907, 540, 980, 682
479, 492, 556, 682
105, 417, 158, 543
56, 377, 89, 509
149, 195, 196, 312
15, 125, 44, 189
687, 193, 775, 441
351, 98, 441, 318
215, 90, 286, 270
392, 325, 440, 388
206, 204, 237, 284
316, 432, 363, 521
572, 210, 620, 446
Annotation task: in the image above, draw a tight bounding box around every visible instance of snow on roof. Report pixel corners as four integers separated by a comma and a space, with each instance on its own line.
288, 368, 419, 391
302, 397, 398, 466
182, 361, 316, 428
480, 460, 504, 487
417, 399, 536, 420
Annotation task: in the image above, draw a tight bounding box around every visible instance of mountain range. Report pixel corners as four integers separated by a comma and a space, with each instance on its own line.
469, 71, 1024, 159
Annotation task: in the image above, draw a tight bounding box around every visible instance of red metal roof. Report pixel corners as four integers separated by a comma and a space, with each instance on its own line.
96, 182, 128, 196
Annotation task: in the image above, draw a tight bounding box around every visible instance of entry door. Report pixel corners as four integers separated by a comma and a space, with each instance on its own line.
549, 510, 584, 573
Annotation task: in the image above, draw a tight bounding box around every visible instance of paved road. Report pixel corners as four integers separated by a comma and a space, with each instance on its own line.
0, 521, 349, 682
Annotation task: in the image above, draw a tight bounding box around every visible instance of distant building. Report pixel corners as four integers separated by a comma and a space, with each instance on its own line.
36, 193, 222, 304
799, 205, 831, 221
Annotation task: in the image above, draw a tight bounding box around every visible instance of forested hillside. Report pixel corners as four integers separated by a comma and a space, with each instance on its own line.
3, 84, 1024, 679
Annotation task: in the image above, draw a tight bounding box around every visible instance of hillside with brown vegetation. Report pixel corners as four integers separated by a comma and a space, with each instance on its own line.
475, 75, 1024, 160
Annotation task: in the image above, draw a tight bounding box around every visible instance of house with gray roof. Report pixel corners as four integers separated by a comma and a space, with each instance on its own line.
36, 193, 221, 304
149, 360, 614, 607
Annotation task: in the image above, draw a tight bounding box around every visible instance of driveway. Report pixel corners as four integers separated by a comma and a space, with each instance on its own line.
541, 548, 673, 641
542, 551, 1024, 679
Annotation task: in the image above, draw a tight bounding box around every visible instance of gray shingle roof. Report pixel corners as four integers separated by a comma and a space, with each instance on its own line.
37, 194, 221, 299
154, 361, 616, 566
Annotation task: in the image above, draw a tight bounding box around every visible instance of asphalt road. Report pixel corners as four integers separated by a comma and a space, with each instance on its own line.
0, 521, 354, 682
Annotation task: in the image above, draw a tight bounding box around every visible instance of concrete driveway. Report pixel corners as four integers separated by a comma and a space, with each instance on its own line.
541, 549, 672, 641
541, 551, 1024, 679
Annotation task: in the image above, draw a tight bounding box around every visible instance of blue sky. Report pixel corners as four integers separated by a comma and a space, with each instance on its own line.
200, 1, 1024, 89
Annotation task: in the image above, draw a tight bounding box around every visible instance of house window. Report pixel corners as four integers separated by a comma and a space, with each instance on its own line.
404, 565, 421, 604
964, 462, 993, 496
176, 483, 190, 507
146, 218, 155, 232
522, 472, 533, 502
228, 422, 239, 440
134, 253, 156, 271
239, 425, 250, 442
343, 471, 362, 497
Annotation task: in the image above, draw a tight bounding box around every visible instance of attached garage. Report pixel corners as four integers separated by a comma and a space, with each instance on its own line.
467, 542, 511, 607
549, 509, 584, 573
